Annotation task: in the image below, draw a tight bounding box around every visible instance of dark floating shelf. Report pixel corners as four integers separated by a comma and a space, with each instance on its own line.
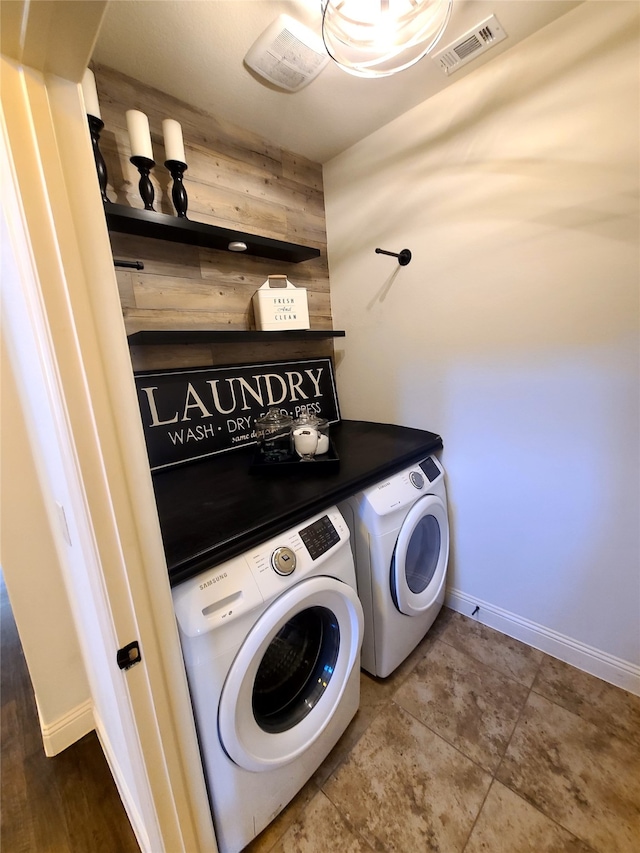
127, 330, 346, 346
105, 203, 321, 264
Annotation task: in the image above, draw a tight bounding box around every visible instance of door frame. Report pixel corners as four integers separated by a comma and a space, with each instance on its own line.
1, 4, 217, 850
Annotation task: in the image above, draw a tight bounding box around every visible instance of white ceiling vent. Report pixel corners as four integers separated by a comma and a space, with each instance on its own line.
245, 15, 329, 92
431, 14, 507, 76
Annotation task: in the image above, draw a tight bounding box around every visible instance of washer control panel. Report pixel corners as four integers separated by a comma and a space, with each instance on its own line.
299, 514, 340, 560
247, 507, 349, 601
271, 546, 297, 575
172, 507, 350, 636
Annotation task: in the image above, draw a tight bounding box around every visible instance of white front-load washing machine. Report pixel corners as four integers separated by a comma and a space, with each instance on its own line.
172, 507, 364, 853
338, 455, 449, 678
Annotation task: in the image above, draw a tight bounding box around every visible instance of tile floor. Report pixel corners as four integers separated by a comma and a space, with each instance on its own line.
245, 608, 640, 853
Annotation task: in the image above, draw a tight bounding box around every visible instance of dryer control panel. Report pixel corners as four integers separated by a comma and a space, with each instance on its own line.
419, 456, 442, 483
409, 471, 424, 489
363, 455, 445, 517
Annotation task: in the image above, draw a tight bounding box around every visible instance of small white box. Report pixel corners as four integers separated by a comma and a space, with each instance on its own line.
253, 275, 310, 331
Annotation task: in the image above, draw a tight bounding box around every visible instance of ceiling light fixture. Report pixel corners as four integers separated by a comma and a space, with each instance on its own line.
321, 0, 453, 78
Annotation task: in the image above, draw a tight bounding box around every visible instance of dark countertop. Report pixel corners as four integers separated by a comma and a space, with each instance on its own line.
152, 419, 443, 586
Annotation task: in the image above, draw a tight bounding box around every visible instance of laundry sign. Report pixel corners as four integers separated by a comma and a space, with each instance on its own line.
134, 358, 340, 471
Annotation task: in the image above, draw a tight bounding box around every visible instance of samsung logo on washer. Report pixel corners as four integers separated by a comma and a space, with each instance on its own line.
200, 572, 228, 591
134, 358, 340, 471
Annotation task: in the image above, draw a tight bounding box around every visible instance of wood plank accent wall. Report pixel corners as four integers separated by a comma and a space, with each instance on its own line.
93, 64, 333, 371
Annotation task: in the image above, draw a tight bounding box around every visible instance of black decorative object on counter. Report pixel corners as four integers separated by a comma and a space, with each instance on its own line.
88, 115, 110, 204
375, 247, 412, 266
130, 156, 156, 211
249, 440, 340, 476
165, 159, 188, 218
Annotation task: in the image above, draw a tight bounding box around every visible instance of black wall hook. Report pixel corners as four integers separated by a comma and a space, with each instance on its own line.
375, 247, 412, 266
114, 259, 144, 270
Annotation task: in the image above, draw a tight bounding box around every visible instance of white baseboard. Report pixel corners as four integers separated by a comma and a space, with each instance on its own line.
445, 587, 640, 697
40, 698, 95, 757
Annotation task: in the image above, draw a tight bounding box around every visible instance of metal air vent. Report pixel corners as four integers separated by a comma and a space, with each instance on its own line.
431, 14, 507, 76
245, 14, 329, 92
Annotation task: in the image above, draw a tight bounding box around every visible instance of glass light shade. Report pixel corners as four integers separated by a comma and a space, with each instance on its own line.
321, 0, 453, 77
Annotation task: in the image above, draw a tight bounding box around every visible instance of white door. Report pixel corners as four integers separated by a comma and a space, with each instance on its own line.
391, 495, 449, 617
218, 577, 363, 772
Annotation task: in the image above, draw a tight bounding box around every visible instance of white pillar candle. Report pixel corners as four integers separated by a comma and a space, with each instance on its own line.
162, 119, 186, 163
293, 427, 318, 458
316, 433, 329, 455
126, 109, 153, 160
81, 68, 101, 119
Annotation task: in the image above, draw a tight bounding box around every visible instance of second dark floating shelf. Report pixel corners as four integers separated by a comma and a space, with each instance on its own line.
127, 330, 346, 346
105, 203, 321, 264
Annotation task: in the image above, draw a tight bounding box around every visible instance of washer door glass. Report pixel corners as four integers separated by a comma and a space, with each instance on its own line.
391, 494, 449, 617
253, 606, 340, 734
218, 576, 363, 772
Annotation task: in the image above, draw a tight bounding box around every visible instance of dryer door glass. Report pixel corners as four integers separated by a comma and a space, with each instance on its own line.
391, 494, 449, 617
405, 514, 441, 593
253, 606, 340, 734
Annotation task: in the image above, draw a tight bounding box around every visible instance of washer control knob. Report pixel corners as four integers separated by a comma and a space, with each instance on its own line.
271, 546, 297, 575
409, 470, 425, 490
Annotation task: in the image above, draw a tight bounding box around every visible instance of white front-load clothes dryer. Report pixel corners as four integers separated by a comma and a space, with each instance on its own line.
338, 455, 449, 678
172, 507, 363, 853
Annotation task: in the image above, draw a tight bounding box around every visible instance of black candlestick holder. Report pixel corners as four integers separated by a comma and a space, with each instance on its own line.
130, 155, 156, 211
88, 114, 110, 204
165, 160, 189, 218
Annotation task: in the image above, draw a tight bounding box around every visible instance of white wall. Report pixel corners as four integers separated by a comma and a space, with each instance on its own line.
324, 2, 639, 690
1, 338, 92, 753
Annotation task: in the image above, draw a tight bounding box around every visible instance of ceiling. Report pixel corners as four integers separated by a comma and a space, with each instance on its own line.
91, 0, 583, 163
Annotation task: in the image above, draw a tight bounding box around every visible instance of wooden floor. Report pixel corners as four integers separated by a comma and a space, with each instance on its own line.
0, 571, 140, 853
